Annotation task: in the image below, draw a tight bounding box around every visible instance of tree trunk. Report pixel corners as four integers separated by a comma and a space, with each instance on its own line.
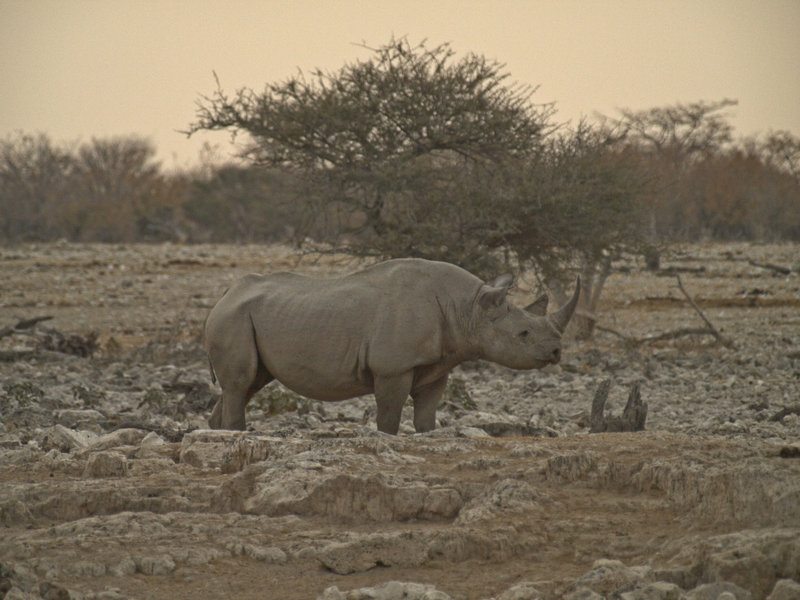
573, 253, 612, 340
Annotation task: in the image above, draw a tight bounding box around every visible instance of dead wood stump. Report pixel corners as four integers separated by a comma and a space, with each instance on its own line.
590, 379, 647, 433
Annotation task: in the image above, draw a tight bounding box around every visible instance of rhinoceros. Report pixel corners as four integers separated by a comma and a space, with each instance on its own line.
204, 258, 580, 434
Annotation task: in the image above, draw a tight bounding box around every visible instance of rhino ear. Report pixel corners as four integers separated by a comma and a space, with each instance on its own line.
478, 274, 513, 310
478, 283, 510, 310
488, 273, 513, 289
524, 293, 549, 316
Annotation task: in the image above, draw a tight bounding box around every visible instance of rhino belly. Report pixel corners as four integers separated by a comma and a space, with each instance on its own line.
272, 369, 372, 402
256, 337, 374, 402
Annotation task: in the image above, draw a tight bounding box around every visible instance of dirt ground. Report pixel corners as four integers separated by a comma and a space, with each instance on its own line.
1, 242, 799, 600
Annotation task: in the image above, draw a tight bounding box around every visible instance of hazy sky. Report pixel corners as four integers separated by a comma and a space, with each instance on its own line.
2, 0, 798, 169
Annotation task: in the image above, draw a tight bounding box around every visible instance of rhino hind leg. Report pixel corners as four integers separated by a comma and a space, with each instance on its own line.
411, 373, 449, 433
373, 372, 414, 435
207, 332, 273, 430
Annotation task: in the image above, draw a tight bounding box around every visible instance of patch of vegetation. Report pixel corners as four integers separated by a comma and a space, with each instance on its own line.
248, 385, 313, 416
72, 383, 106, 407
3, 382, 45, 406
137, 387, 170, 413
439, 377, 476, 411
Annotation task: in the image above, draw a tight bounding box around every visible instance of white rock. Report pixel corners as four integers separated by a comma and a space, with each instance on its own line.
87, 428, 148, 451
179, 429, 270, 472
496, 582, 544, 600
134, 555, 175, 576
38, 424, 96, 453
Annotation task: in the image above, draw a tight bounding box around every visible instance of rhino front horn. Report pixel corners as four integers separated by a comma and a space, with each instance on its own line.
550, 277, 581, 334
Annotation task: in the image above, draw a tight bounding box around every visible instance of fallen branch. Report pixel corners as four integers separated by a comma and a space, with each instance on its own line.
589, 379, 647, 433
595, 277, 734, 349
596, 324, 721, 347
0, 316, 98, 358
0, 315, 54, 339
675, 275, 735, 348
748, 260, 793, 275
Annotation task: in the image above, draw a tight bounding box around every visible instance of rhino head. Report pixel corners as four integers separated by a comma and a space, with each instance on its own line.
473, 275, 581, 370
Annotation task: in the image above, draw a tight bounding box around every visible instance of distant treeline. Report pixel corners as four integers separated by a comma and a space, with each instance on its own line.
1, 128, 797, 246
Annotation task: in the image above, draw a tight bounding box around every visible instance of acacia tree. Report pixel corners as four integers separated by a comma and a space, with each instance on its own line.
610, 99, 737, 266
72, 137, 180, 241
757, 130, 800, 184
186, 37, 555, 273
0, 132, 76, 242
503, 121, 648, 338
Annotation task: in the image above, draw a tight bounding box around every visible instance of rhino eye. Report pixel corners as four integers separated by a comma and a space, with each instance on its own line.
518, 330, 530, 338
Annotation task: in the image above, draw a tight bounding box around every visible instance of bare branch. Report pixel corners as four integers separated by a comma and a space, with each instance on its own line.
0, 316, 54, 339
674, 275, 734, 348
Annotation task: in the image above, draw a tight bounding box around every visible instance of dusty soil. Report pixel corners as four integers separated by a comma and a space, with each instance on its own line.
1, 242, 799, 600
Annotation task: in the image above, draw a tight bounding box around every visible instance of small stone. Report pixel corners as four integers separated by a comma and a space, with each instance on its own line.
108, 558, 137, 577
685, 581, 753, 600
318, 587, 345, 600
0, 500, 34, 527
140, 431, 165, 446
3, 587, 28, 600
88, 428, 148, 451
39, 581, 71, 600
706, 549, 773, 599
38, 424, 95, 453
767, 579, 800, 600
619, 581, 682, 600
54, 408, 105, 430
242, 544, 287, 564
573, 559, 652, 597
497, 582, 544, 600
83, 451, 128, 478
564, 588, 605, 600
456, 426, 491, 438
135, 555, 176, 576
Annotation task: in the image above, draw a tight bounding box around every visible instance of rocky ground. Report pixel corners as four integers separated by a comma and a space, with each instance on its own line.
1, 242, 799, 600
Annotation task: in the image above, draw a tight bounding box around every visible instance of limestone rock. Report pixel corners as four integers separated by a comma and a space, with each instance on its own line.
82, 451, 128, 478
705, 548, 774, 599
0, 500, 34, 528
563, 588, 605, 600
318, 581, 452, 600
685, 581, 752, 600
767, 579, 800, 600
317, 532, 428, 574
134, 555, 175, 576
571, 559, 653, 597
244, 459, 462, 521
87, 428, 148, 451
179, 430, 270, 471
496, 582, 544, 600
38, 424, 96, 453
53, 408, 105, 430
39, 581, 71, 600
136, 432, 178, 461
619, 582, 682, 600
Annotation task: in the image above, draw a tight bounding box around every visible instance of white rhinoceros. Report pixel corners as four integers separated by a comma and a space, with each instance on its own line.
204, 258, 580, 434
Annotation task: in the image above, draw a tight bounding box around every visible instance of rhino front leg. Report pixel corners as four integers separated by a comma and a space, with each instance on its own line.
373, 372, 414, 435
208, 398, 224, 429
411, 373, 449, 433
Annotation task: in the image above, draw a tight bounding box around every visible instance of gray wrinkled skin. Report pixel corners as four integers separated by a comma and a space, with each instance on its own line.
205, 258, 580, 434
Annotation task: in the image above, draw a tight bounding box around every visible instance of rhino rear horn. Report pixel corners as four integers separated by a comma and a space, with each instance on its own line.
549, 277, 581, 334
